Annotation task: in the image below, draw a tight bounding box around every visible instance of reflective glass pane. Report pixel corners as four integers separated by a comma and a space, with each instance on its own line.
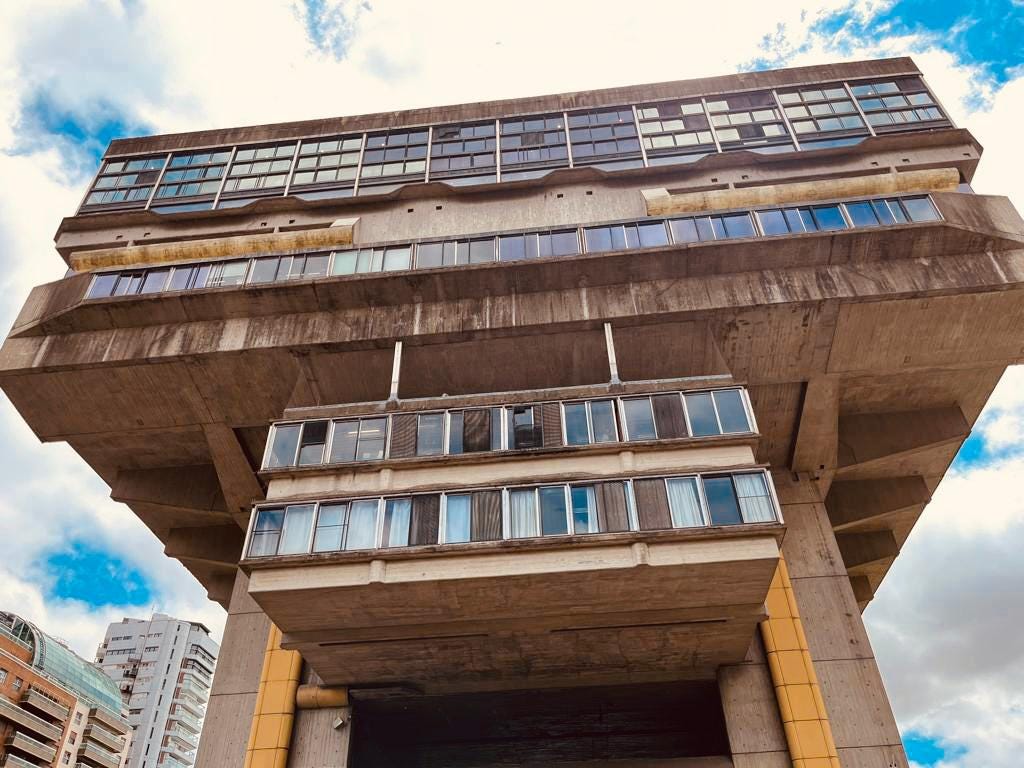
345, 500, 379, 549
590, 400, 618, 442
584, 227, 614, 252
539, 486, 569, 536
448, 412, 464, 454
331, 250, 358, 275
357, 418, 387, 460
757, 209, 789, 235
444, 494, 471, 543
871, 200, 898, 225
844, 201, 879, 227
811, 205, 848, 231
685, 392, 720, 436
498, 234, 527, 262
267, 425, 300, 468
637, 221, 669, 247
563, 403, 590, 446
713, 390, 750, 433
329, 420, 359, 463
704, 476, 743, 525
249, 257, 280, 284
417, 413, 445, 456
571, 486, 599, 534
623, 398, 656, 440
88, 274, 119, 299
902, 196, 940, 222
297, 420, 328, 466
722, 213, 755, 238
416, 242, 444, 269
140, 269, 170, 294
469, 238, 495, 264
509, 489, 538, 539
669, 218, 699, 243
278, 505, 315, 555
313, 503, 346, 552
382, 246, 411, 271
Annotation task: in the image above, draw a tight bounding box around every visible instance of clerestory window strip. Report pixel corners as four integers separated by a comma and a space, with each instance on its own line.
83, 193, 943, 300
243, 468, 781, 558
78, 75, 952, 214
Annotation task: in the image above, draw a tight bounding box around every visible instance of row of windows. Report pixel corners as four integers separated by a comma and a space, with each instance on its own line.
246, 470, 779, 558
80, 77, 949, 213
263, 388, 754, 470
84, 194, 942, 300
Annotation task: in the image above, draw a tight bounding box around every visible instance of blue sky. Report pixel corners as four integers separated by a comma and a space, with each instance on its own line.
1, 1, 1022, 766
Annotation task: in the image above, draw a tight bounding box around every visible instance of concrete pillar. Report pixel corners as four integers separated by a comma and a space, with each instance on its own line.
289, 708, 352, 768
195, 571, 272, 768
717, 635, 790, 767
773, 473, 909, 768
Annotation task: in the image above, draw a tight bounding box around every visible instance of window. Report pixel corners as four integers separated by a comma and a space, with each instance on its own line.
443, 494, 472, 544
63, 753, 71, 765
668, 213, 755, 243
84, 155, 167, 208
155, 150, 231, 205
429, 121, 496, 181
139, 269, 170, 294
382, 498, 412, 547
570, 485, 599, 534
331, 245, 413, 274
900, 195, 940, 222
297, 421, 328, 466
508, 488, 538, 539
248, 509, 284, 556
205, 260, 248, 288
568, 108, 642, 167
329, 417, 387, 463
277, 504, 315, 554
584, 221, 669, 252
563, 400, 618, 445
702, 476, 744, 526
416, 413, 445, 456
666, 477, 705, 527
69, 733, 76, 744
705, 91, 791, 150
850, 77, 945, 130
221, 143, 296, 198
684, 390, 751, 436
777, 84, 866, 139
507, 406, 543, 449
621, 398, 657, 440
291, 135, 362, 191
13, 677, 23, 691
74, 712, 83, 724
266, 424, 300, 469
499, 114, 568, 175
360, 129, 428, 183
539, 486, 570, 535
0, 668, 6, 684
346, 500, 379, 549
637, 100, 715, 163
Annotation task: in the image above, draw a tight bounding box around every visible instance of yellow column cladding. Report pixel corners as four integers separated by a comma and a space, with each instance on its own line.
244, 625, 302, 768
760, 555, 842, 768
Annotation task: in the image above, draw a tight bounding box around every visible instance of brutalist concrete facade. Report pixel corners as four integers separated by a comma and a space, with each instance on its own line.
3, 58, 1023, 767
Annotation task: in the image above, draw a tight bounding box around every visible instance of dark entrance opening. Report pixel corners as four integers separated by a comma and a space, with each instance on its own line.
349, 680, 730, 767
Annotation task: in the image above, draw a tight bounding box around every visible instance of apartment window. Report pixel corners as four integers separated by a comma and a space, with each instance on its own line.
621, 398, 657, 440
899, 196, 940, 222
84, 155, 166, 208
702, 475, 744, 526
850, 77, 945, 130
508, 488, 539, 539
222, 143, 296, 196
360, 129, 428, 183
637, 100, 715, 164
331, 245, 413, 275
539, 486, 570, 535
276, 504, 315, 555
705, 91, 791, 150
778, 84, 866, 140
442, 494, 472, 544
248, 509, 284, 556
668, 212, 756, 242
296, 421, 328, 466
247, 253, 330, 284
382, 498, 413, 548
416, 413, 445, 456
205, 260, 249, 288
684, 390, 751, 436
562, 400, 618, 445
291, 135, 363, 192
329, 417, 388, 462
567, 107, 642, 168
13, 677, 23, 691
346, 500, 380, 550
666, 477, 705, 527
69, 733, 76, 744
75, 712, 83, 724
507, 406, 543, 449
448, 408, 503, 454
63, 753, 71, 765
265, 424, 300, 469
0, 668, 6, 684
155, 150, 231, 204
583, 221, 669, 252
312, 503, 346, 552
429, 121, 497, 182
499, 114, 568, 177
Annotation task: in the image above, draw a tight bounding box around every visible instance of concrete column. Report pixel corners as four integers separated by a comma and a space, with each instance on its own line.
289, 708, 352, 768
195, 571, 272, 768
773, 473, 909, 768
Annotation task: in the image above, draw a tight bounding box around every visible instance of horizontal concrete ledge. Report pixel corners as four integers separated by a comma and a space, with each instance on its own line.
642, 167, 959, 217
68, 218, 358, 271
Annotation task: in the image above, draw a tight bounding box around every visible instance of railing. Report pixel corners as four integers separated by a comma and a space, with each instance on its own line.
0, 697, 63, 742
160, 755, 190, 768
176, 678, 208, 700
84, 194, 942, 301
263, 386, 755, 472
0, 622, 33, 651
23, 688, 70, 721
5, 732, 57, 763
78, 73, 950, 215
169, 710, 201, 733
166, 727, 198, 748
2, 752, 41, 768
79, 741, 121, 768
245, 469, 780, 560
172, 692, 205, 718
84, 724, 124, 752
88, 707, 129, 737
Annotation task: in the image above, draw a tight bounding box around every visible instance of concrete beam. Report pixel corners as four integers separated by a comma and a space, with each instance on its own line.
836, 531, 900, 573
165, 525, 245, 567
791, 375, 840, 476
203, 423, 265, 528
849, 575, 875, 610
837, 406, 969, 472
205, 573, 237, 609
112, 465, 226, 513
826, 476, 931, 531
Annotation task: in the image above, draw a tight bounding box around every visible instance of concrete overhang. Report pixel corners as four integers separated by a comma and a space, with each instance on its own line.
245, 527, 782, 694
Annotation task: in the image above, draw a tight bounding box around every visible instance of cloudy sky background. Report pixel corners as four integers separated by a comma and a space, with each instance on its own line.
0, 1, 1021, 765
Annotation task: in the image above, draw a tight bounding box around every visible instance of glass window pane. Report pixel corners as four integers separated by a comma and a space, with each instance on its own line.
637, 221, 669, 247
713, 390, 750, 433
509, 489, 538, 539
509, 406, 542, 449
666, 478, 704, 528
539, 487, 568, 536
695, 217, 716, 241
784, 209, 806, 233
140, 269, 170, 294
735, 473, 775, 523
871, 200, 898, 226
490, 407, 504, 450
590, 400, 618, 442
278, 505, 315, 554
444, 494, 471, 544
88, 273, 119, 299
383, 498, 411, 547
417, 242, 444, 269
382, 246, 411, 271
448, 412, 464, 454
685, 392, 720, 436
498, 234, 527, 262
313, 503, 346, 552
249, 509, 283, 556
357, 418, 387, 460
571, 486, 599, 534
722, 213, 755, 238
844, 201, 879, 227
297, 420, 328, 466
563, 403, 590, 446
622, 398, 656, 440
757, 209, 789, 235
417, 413, 445, 456
469, 238, 494, 264
549, 229, 579, 256
266, 425, 300, 468
811, 205, 847, 231
885, 198, 909, 223
345, 500, 379, 549
249, 257, 280, 284
704, 477, 743, 525
329, 420, 359, 463
670, 218, 699, 243
303, 253, 329, 278
584, 227, 613, 252
331, 250, 358, 275
902, 196, 940, 222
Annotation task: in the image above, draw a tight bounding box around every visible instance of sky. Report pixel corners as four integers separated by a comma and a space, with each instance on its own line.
0, 1, 1021, 765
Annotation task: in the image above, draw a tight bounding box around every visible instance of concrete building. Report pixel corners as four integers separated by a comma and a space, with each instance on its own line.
1, 56, 1022, 766
0, 613, 130, 768
94, 616, 218, 768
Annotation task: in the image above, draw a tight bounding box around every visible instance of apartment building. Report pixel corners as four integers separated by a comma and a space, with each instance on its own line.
0, 613, 130, 768
2, 57, 1023, 766
95, 616, 217, 768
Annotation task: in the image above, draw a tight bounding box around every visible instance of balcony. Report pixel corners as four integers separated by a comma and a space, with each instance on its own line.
5, 733, 57, 764
88, 707, 130, 736
166, 726, 198, 748
162, 743, 196, 765
84, 723, 125, 753
0, 697, 63, 742
246, 470, 782, 694
159, 755, 190, 768
171, 695, 204, 719
1, 753, 41, 768
78, 741, 121, 768
168, 710, 201, 733
23, 688, 70, 721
